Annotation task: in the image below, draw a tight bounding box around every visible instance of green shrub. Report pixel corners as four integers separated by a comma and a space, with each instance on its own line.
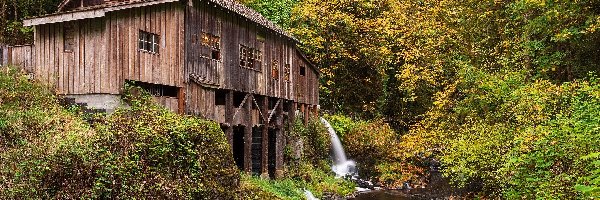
245, 160, 355, 200
403, 68, 600, 197
0, 69, 240, 199
291, 118, 331, 165
323, 114, 361, 139
575, 153, 600, 198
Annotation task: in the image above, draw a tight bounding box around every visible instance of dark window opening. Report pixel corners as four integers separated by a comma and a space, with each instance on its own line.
212, 50, 221, 60
251, 126, 263, 175
252, 96, 263, 111
139, 30, 159, 54
283, 101, 291, 112
268, 128, 277, 178
64, 23, 75, 52
269, 97, 278, 110
234, 92, 246, 106
126, 80, 178, 98
300, 66, 306, 76
215, 89, 227, 106
233, 126, 245, 170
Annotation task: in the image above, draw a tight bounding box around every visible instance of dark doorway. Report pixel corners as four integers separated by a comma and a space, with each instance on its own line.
251, 126, 263, 175
233, 126, 245, 170
268, 128, 277, 178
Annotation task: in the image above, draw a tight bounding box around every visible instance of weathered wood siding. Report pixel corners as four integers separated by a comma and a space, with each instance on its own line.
33, 2, 184, 95
34, 19, 106, 94
4, 45, 35, 72
106, 3, 185, 88
185, 0, 319, 111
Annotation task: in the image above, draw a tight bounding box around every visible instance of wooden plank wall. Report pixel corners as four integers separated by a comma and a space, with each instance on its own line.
34, 20, 106, 94
107, 3, 184, 88
185, 4, 222, 86
33, 2, 184, 95
186, 0, 319, 111
5, 45, 35, 73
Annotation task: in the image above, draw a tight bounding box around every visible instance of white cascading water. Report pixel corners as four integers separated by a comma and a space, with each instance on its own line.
303, 189, 319, 200
320, 117, 357, 177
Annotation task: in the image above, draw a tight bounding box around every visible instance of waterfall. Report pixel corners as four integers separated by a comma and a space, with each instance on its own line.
320, 117, 357, 177
303, 189, 319, 200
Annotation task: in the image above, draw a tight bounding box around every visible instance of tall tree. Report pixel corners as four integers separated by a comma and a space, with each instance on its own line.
0, 0, 60, 45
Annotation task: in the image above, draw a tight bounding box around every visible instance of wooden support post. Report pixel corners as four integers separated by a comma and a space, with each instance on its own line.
303, 104, 309, 125
291, 102, 297, 124
313, 105, 319, 118
7, 47, 12, 66
261, 96, 269, 177
275, 98, 285, 178
243, 94, 253, 173
177, 87, 185, 114
225, 90, 234, 147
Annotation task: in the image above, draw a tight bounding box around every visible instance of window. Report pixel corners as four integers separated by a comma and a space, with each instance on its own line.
239, 45, 262, 71
126, 80, 178, 98
284, 64, 290, 81
138, 30, 159, 54
300, 66, 306, 76
271, 60, 279, 80
198, 32, 221, 60
64, 23, 75, 52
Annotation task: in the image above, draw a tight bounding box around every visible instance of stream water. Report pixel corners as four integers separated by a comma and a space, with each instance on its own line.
351, 171, 476, 200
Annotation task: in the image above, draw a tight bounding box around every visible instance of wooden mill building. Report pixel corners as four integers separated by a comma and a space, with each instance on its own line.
22, 0, 319, 178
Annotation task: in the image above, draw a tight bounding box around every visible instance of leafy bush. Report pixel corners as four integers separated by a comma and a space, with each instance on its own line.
403, 68, 600, 197
290, 118, 331, 165
575, 153, 600, 198
0, 68, 241, 199
246, 160, 355, 200
323, 114, 424, 187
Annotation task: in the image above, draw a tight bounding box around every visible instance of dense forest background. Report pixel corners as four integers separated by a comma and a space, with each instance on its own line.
245, 0, 600, 198
2, 0, 600, 198
0, 0, 60, 45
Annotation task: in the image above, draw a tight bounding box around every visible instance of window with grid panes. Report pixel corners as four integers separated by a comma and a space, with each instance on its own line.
138, 30, 159, 54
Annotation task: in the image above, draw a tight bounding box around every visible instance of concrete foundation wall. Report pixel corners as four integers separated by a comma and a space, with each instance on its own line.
65, 94, 123, 113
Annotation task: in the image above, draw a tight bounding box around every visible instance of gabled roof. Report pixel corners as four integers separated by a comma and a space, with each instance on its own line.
27, 0, 295, 41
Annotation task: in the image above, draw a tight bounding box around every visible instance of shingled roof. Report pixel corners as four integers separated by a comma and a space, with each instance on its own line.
29, 0, 295, 41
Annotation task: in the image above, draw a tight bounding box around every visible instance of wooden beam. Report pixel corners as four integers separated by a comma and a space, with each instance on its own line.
24, 0, 180, 27
244, 93, 253, 173
261, 96, 269, 177
24, 9, 106, 27
178, 87, 185, 114
275, 98, 284, 178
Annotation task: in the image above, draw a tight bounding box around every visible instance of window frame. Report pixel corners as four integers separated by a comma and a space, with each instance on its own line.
63, 23, 75, 53
138, 30, 160, 54
239, 44, 262, 72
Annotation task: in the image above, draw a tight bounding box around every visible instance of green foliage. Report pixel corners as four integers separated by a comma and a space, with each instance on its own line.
322, 114, 361, 139
291, 0, 397, 119
403, 70, 600, 197
293, 0, 600, 197
244, 161, 355, 200
0, 68, 240, 199
241, 0, 299, 29
575, 153, 600, 198
291, 118, 331, 164
324, 115, 424, 187
0, 0, 61, 45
